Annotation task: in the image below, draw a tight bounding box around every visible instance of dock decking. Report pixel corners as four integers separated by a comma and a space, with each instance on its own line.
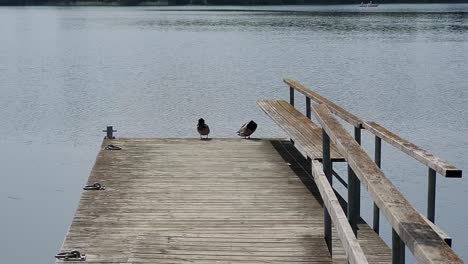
57, 138, 390, 264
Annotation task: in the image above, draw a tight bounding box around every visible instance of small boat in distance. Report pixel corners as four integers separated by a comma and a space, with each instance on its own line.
360, 1, 379, 7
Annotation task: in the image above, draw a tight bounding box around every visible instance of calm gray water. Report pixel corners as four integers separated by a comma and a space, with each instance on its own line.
0, 4, 467, 263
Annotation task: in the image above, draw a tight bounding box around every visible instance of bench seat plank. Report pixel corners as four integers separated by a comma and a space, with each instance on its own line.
257, 99, 344, 161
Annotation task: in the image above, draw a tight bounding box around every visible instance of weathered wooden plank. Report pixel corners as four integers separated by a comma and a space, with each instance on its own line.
284, 79, 363, 128
257, 99, 344, 161
311, 104, 463, 264
57, 138, 391, 264
311, 160, 368, 264
363, 121, 462, 178
57, 139, 323, 264
284, 80, 461, 178
420, 213, 452, 246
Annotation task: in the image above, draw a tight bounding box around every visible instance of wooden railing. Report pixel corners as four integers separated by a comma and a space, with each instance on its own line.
362, 122, 462, 178
285, 79, 364, 127
312, 158, 368, 264
284, 79, 463, 263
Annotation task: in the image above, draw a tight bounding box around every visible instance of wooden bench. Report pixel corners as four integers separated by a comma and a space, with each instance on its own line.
257, 99, 344, 161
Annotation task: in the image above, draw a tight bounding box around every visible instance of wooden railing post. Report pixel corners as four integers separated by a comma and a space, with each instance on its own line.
348, 127, 361, 236
354, 127, 362, 144
306, 97, 311, 119
373, 136, 382, 234
322, 129, 332, 255
392, 229, 405, 264
289, 86, 294, 106
289, 87, 295, 145
428, 168, 437, 223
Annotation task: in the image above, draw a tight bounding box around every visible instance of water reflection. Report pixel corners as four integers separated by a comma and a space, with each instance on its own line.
0, 4, 467, 264
129, 10, 468, 41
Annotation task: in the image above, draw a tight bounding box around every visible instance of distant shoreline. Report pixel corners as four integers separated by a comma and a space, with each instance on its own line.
1, 0, 467, 5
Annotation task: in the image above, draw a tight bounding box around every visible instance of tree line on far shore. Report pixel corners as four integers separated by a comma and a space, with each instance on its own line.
0, 0, 466, 6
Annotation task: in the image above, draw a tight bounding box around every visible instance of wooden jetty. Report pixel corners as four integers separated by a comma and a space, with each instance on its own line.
57, 80, 463, 264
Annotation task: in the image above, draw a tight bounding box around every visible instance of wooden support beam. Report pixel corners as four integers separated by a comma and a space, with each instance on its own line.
392, 229, 406, 264
363, 121, 462, 178
311, 104, 463, 264
306, 97, 311, 119
322, 129, 333, 254
428, 168, 437, 222
373, 136, 382, 234
289, 86, 294, 106
348, 166, 360, 236
348, 127, 362, 236
312, 160, 369, 264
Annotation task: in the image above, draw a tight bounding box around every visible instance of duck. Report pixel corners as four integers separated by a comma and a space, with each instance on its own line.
197, 118, 210, 139
237, 120, 257, 139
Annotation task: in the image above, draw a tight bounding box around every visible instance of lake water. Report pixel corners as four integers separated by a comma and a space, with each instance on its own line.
0, 4, 467, 263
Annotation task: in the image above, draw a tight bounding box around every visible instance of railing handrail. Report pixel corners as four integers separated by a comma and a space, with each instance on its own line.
284, 78, 364, 128
284, 79, 462, 179
363, 121, 462, 178
311, 104, 462, 264
311, 160, 369, 264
